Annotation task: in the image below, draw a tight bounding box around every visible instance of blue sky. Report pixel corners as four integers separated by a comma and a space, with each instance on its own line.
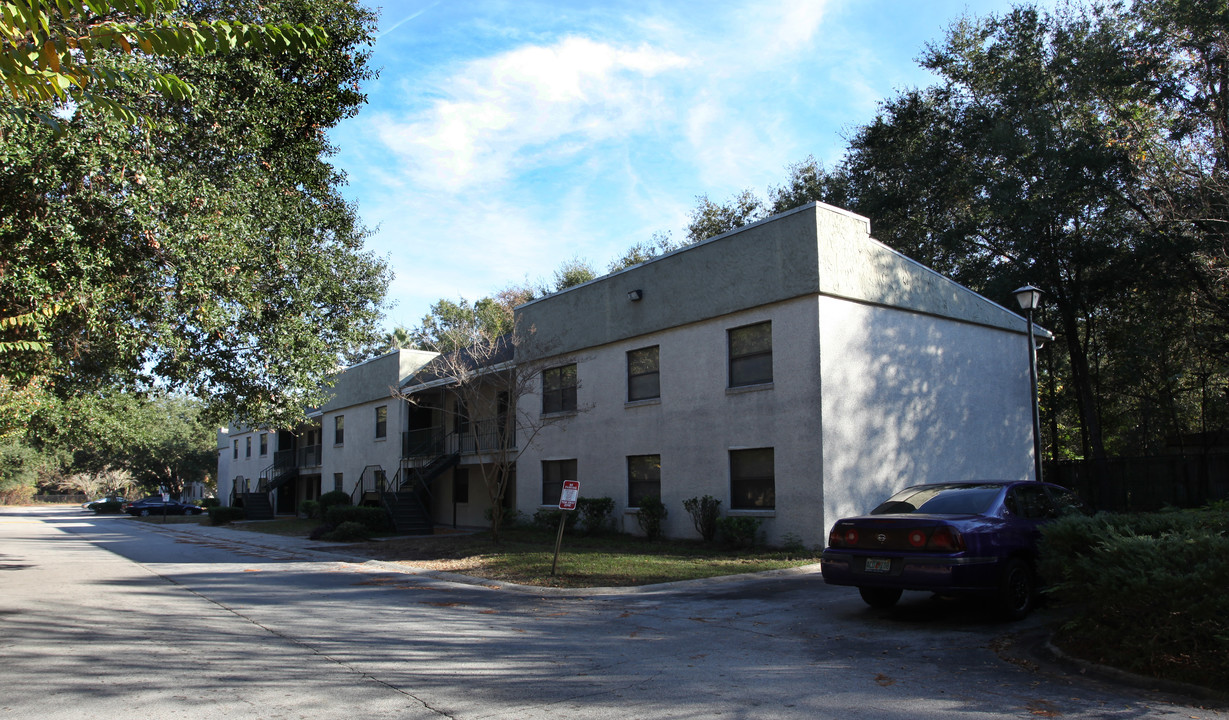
329, 0, 1043, 332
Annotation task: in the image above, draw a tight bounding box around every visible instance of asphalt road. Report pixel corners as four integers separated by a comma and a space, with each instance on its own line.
1, 506, 1224, 720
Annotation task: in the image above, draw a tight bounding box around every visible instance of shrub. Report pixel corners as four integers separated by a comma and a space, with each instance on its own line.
208, 506, 246, 526
716, 516, 763, 549
300, 500, 320, 519
682, 495, 722, 542
325, 505, 390, 533
200, 497, 221, 508
309, 523, 336, 540
779, 532, 807, 554
533, 507, 579, 532
324, 521, 370, 542
635, 495, 667, 540
317, 490, 351, 517
92, 500, 124, 514
1039, 510, 1229, 690
577, 496, 615, 534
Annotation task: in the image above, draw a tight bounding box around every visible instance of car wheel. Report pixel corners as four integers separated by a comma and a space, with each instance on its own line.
139, 509, 151, 517
858, 587, 903, 609
997, 558, 1035, 621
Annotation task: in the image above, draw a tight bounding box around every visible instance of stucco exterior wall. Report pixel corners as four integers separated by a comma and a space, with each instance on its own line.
818, 295, 1035, 527
320, 396, 403, 498
514, 296, 825, 546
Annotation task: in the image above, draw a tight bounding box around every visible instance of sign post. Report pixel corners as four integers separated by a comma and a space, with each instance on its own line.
551, 480, 580, 576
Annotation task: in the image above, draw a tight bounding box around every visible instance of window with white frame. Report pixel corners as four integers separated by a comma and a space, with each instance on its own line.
259, 433, 268, 456
334, 415, 344, 446
730, 447, 775, 510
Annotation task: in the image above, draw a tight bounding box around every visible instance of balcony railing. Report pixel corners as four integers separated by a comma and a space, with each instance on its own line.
403, 420, 515, 459
457, 419, 515, 455
299, 443, 322, 468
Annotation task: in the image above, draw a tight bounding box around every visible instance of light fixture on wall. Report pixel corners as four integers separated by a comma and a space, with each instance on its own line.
1013, 284, 1044, 483
627, 289, 643, 301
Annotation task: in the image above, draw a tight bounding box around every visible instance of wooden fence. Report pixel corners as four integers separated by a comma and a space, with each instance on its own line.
1047, 453, 1229, 512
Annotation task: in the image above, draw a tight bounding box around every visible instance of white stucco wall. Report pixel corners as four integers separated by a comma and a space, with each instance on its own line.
818, 295, 1035, 528
514, 296, 825, 546
321, 397, 403, 498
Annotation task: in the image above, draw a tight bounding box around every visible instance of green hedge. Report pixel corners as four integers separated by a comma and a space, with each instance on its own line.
1039, 509, 1229, 690
208, 506, 247, 526
324, 505, 390, 533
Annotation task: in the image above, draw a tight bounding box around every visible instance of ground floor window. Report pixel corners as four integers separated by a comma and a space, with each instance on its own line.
730, 447, 775, 509
541, 459, 576, 505
333, 473, 343, 493
627, 454, 661, 507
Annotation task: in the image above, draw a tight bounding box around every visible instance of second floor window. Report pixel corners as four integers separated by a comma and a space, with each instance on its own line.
728, 321, 772, 387
334, 415, 344, 446
375, 406, 387, 439
233, 440, 238, 459
245, 437, 251, 457
627, 346, 660, 401
542, 363, 578, 414
259, 433, 268, 456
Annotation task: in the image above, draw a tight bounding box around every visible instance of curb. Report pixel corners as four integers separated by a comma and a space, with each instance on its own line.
1029, 631, 1229, 706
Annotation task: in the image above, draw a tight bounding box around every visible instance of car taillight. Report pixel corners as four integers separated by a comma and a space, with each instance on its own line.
927, 526, 965, 552
908, 530, 926, 547
828, 526, 859, 547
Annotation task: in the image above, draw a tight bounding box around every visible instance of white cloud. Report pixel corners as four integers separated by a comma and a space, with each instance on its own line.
373, 36, 689, 193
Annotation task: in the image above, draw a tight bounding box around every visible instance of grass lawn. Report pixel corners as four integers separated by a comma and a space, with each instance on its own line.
234, 520, 822, 589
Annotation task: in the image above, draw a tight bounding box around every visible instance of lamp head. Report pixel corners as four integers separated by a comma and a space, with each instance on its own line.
1013, 285, 1043, 311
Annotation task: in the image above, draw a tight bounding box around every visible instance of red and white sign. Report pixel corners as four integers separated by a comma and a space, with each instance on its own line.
559, 480, 580, 510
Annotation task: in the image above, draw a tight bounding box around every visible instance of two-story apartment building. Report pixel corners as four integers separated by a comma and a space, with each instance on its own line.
507, 202, 1040, 547
219, 202, 1044, 545
219, 349, 437, 519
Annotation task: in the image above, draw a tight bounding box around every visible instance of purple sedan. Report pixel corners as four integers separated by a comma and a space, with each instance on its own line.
820, 480, 1087, 620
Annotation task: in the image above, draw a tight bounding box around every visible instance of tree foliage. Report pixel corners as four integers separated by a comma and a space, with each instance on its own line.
1, 0, 388, 434
683, 1, 1229, 461
0, 0, 327, 129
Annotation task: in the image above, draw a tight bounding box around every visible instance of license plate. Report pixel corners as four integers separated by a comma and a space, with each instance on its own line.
864, 558, 892, 573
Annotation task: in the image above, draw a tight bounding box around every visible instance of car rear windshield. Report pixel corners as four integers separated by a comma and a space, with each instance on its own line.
870, 485, 1003, 515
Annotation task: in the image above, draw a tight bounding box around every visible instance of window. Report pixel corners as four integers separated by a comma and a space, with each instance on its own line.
542, 363, 578, 414
728, 321, 772, 387
334, 415, 344, 445
259, 433, 268, 456
730, 448, 775, 510
541, 459, 576, 505
233, 439, 238, 459
627, 346, 660, 401
333, 473, 343, 493
374, 406, 387, 439
245, 437, 251, 458
627, 455, 661, 507
454, 468, 469, 504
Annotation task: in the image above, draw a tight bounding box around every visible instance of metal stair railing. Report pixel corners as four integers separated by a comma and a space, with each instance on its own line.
350, 465, 388, 507
384, 467, 433, 533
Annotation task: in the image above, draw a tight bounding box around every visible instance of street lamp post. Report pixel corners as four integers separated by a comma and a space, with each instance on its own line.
1013, 285, 1044, 483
